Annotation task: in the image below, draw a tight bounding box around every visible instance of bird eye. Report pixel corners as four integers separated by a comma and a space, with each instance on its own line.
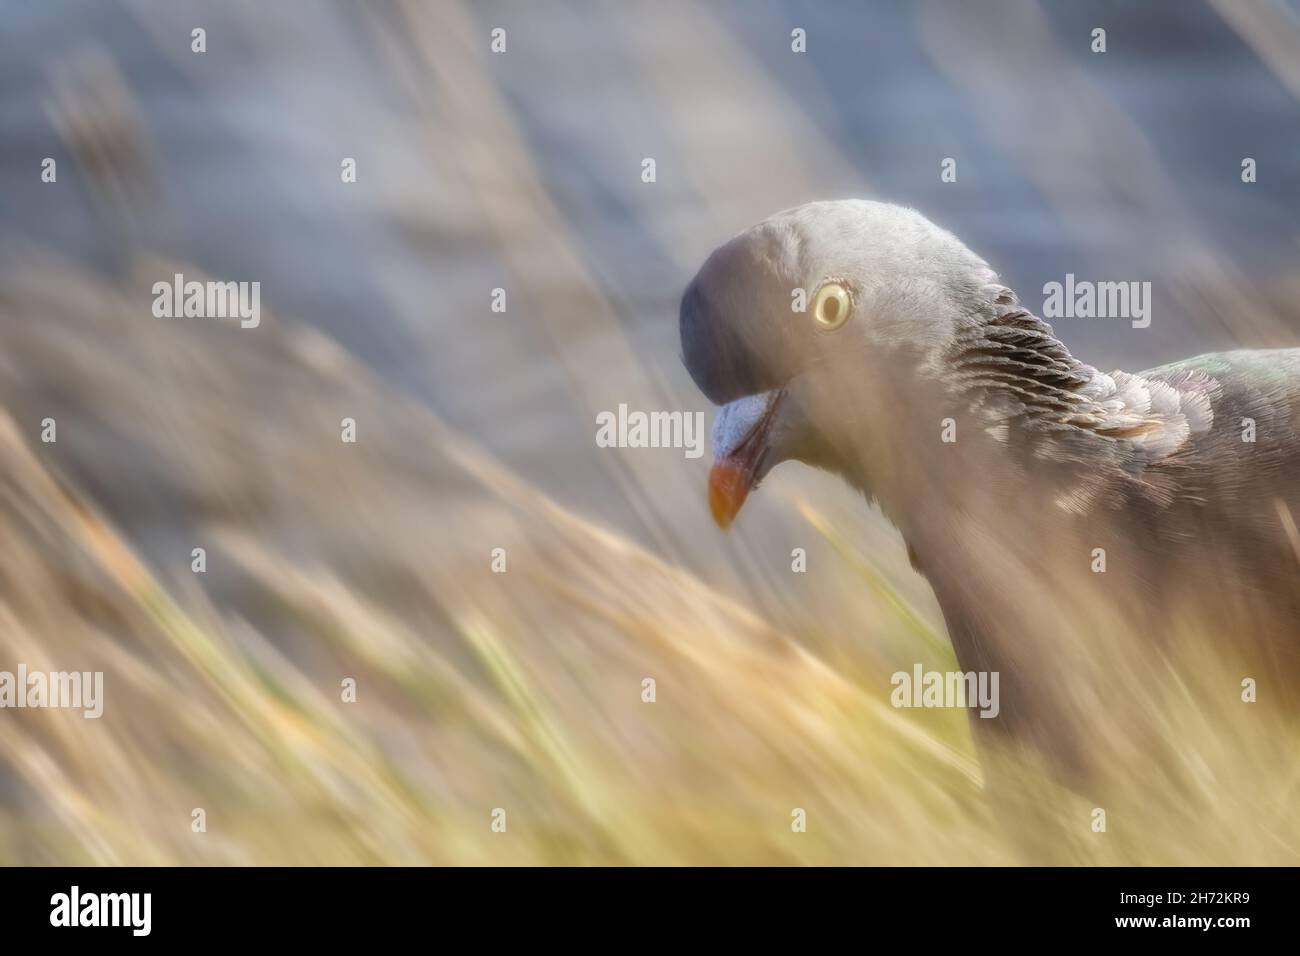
812, 282, 851, 330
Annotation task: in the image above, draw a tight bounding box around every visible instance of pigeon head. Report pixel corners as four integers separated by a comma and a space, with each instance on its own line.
680, 200, 1002, 527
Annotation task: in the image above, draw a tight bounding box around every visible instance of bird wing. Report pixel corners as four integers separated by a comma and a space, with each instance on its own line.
1140, 349, 1300, 482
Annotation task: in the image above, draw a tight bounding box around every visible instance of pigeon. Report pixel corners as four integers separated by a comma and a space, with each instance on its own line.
681, 200, 1300, 783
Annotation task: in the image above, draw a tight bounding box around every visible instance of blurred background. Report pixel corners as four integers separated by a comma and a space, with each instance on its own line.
0, 0, 1298, 864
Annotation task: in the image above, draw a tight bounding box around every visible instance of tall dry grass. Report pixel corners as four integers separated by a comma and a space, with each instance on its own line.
0, 257, 1296, 865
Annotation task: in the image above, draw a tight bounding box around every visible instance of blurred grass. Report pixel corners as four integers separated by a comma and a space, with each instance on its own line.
0, 329, 1295, 863
0, 370, 995, 864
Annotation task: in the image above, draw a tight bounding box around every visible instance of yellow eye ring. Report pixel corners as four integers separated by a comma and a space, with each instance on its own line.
812, 281, 851, 330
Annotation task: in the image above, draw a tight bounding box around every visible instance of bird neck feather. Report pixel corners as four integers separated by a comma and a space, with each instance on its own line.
947, 289, 1097, 429
946, 286, 1215, 467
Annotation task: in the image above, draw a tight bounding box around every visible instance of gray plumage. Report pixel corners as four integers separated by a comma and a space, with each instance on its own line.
681, 200, 1300, 784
